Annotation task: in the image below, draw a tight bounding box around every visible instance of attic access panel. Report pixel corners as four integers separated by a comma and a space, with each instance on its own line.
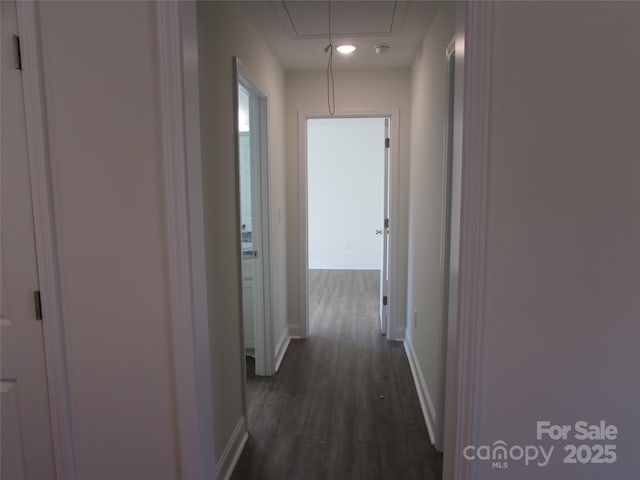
280, 1, 406, 38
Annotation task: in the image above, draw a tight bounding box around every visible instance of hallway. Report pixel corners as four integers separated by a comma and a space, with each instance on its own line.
232, 270, 442, 479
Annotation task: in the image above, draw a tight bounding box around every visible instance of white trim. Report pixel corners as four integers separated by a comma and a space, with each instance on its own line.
403, 340, 437, 446
16, 3, 77, 478
386, 111, 402, 341
435, 36, 457, 454
258, 86, 274, 376
215, 417, 249, 480
180, 2, 216, 476
274, 328, 291, 371
308, 263, 381, 271
297, 111, 402, 341
157, 2, 214, 479
232, 66, 250, 418
287, 323, 304, 339
443, 3, 493, 480
297, 110, 310, 338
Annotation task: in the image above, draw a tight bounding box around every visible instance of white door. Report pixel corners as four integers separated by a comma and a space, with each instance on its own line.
379, 118, 390, 335
237, 78, 271, 376
1, 1, 57, 478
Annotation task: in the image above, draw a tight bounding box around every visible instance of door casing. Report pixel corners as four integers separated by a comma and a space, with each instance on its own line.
297, 110, 402, 341
435, 37, 457, 453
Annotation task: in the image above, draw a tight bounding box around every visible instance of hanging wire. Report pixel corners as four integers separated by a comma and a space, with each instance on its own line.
326, 0, 336, 116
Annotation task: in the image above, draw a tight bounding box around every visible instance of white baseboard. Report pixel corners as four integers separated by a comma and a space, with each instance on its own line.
287, 323, 304, 338
215, 416, 249, 480
308, 264, 381, 270
403, 338, 438, 446
275, 328, 291, 372
387, 323, 406, 342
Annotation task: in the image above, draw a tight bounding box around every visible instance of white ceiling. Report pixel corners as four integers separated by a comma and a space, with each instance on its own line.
242, 1, 439, 71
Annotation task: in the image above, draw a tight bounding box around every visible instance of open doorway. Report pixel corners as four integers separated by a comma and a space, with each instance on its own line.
234, 59, 274, 379
305, 117, 390, 336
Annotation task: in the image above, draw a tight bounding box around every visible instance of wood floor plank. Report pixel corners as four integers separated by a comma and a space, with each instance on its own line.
232, 269, 443, 480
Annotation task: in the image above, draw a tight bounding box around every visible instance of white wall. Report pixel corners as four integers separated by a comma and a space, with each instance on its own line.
286, 69, 411, 336
308, 117, 385, 270
405, 1, 455, 445
197, 1, 288, 469
474, 3, 640, 479
238, 88, 250, 133
37, 2, 178, 478
239, 132, 252, 233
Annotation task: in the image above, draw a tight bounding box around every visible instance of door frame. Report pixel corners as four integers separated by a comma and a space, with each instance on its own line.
297, 111, 402, 340
156, 2, 216, 478
434, 37, 457, 453
442, 2, 492, 479
14, 2, 77, 478
234, 58, 275, 377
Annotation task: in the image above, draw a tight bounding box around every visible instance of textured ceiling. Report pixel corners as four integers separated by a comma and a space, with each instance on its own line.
282, 1, 398, 37
242, 1, 439, 71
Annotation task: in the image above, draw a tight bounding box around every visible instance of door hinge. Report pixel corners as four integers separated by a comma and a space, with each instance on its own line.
385, 137, 390, 148
13, 35, 22, 71
384, 218, 389, 229
383, 296, 388, 306
34, 290, 43, 321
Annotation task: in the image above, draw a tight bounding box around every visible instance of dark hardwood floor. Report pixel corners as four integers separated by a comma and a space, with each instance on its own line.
231, 269, 443, 480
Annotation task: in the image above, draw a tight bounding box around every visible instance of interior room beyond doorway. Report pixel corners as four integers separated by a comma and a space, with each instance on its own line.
307, 117, 388, 334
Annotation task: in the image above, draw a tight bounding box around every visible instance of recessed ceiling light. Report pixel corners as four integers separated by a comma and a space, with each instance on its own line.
336, 44, 356, 54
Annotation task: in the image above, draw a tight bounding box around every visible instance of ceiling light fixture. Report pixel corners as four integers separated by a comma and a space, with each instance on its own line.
336, 44, 356, 54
